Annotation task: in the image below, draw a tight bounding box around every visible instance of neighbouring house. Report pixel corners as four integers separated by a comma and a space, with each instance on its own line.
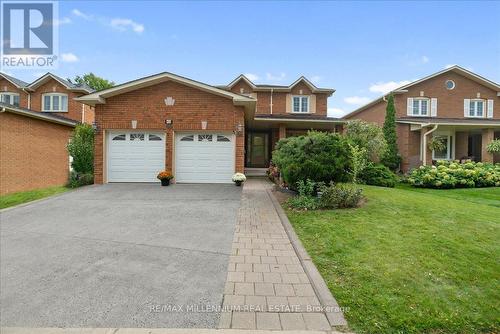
343, 66, 500, 172
0, 72, 95, 124
0, 72, 94, 195
75, 72, 343, 184
0, 102, 78, 195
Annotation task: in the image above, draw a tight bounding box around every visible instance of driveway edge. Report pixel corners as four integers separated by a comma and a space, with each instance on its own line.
266, 189, 348, 329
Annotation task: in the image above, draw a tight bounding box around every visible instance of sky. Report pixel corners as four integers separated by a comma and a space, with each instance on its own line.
4, 1, 500, 117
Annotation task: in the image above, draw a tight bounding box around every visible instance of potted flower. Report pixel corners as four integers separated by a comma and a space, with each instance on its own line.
232, 173, 246, 186
157, 170, 174, 186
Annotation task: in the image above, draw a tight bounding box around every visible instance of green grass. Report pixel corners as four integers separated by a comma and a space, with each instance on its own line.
0, 186, 69, 209
286, 185, 500, 334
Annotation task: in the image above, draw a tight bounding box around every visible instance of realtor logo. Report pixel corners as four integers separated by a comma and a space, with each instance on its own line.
1, 1, 58, 69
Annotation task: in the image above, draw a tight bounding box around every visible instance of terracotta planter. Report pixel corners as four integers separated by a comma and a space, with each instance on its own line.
161, 179, 170, 186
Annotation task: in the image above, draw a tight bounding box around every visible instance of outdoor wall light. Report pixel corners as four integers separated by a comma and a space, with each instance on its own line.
201, 121, 207, 130
92, 121, 99, 133
164, 96, 175, 106
165, 119, 173, 128
234, 123, 244, 135
131, 120, 137, 129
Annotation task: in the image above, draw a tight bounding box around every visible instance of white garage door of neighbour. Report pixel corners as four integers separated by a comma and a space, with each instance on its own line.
107, 132, 165, 182
175, 133, 235, 183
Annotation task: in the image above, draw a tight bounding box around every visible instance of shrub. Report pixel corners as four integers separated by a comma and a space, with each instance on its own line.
68, 171, 94, 188
486, 139, 500, 154
286, 195, 320, 211
349, 143, 368, 184
381, 94, 402, 171
267, 162, 280, 184
272, 131, 351, 189
67, 124, 94, 174
408, 160, 500, 189
359, 163, 397, 188
344, 120, 387, 162
318, 182, 363, 209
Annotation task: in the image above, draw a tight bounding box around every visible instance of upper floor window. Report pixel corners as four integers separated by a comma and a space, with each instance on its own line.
469, 99, 484, 117
292, 96, 309, 113
0, 92, 20, 107
42, 93, 68, 112
412, 98, 429, 116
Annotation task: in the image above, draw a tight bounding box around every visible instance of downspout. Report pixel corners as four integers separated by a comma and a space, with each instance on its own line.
422, 124, 438, 166
22, 88, 31, 109
270, 88, 273, 114
81, 103, 85, 123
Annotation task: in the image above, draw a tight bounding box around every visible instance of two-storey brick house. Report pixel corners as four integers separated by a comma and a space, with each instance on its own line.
76, 72, 343, 184
0, 72, 94, 123
343, 66, 500, 172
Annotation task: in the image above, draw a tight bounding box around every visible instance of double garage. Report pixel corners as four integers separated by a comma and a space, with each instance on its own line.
106, 131, 235, 183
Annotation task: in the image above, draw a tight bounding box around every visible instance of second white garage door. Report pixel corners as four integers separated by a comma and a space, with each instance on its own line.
175, 133, 235, 183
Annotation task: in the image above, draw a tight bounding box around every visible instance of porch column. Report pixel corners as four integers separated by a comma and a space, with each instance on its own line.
278, 124, 286, 140
481, 128, 495, 163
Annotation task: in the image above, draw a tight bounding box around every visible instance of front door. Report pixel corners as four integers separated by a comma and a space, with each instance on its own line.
468, 134, 482, 161
247, 132, 269, 167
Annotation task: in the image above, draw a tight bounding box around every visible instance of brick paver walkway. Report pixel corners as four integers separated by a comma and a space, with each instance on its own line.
218, 178, 332, 331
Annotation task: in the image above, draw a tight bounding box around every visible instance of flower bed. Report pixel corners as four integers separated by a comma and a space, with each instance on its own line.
408, 160, 500, 189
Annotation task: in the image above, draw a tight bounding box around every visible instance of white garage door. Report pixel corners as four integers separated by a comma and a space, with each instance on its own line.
175, 133, 235, 183
107, 132, 165, 182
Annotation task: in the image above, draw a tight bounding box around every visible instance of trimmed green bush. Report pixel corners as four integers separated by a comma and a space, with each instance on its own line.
381, 94, 402, 171
272, 131, 351, 189
360, 163, 397, 188
408, 160, 500, 189
68, 171, 94, 188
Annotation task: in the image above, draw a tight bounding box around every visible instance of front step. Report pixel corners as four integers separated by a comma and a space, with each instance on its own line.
244, 167, 268, 177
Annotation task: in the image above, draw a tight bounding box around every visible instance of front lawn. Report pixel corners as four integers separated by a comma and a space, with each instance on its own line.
0, 186, 69, 209
286, 185, 500, 334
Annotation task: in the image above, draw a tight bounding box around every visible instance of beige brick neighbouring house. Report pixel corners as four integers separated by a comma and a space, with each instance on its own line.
343, 66, 500, 172
75, 72, 344, 184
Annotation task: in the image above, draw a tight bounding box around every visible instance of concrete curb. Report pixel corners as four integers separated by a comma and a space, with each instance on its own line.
266, 189, 349, 329
0, 185, 96, 213
0, 328, 343, 334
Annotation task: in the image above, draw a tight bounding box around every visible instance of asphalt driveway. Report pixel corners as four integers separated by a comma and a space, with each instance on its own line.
0, 183, 241, 328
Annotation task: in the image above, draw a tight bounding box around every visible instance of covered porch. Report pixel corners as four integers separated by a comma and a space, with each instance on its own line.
400, 118, 500, 170
244, 114, 344, 170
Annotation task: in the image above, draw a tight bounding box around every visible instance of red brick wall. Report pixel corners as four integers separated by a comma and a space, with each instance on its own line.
94, 80, 245, 184
29, 78, 94, 123
0, 112, 73, 195
0, 79, 29, 108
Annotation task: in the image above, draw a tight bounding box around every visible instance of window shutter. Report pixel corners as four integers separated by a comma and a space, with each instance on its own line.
430, 98, 437, 117
487, 99, 494, 118
407, 98, 413, 116
464, 99, 470, 117
310, 95, 316, 113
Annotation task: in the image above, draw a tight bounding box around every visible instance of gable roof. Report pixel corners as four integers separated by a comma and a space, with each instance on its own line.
222, 75, 335, 95
28, 73, 94, 93
75, 71, 256, 106
0, 102, 78, 127
0, 72, 29, 88
343, 65, 500, 119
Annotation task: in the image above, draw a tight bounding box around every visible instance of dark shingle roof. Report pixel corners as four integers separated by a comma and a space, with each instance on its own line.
0, 101, 78, 126
0, 72, 29, 88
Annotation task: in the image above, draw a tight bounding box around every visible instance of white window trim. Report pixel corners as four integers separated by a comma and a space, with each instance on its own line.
291, 95, 310, 113
431, 131, 454, 161
412, 97, 430, 117
467, 99, 485, 118
0, 92, 20, 106
42, 93, 68, 112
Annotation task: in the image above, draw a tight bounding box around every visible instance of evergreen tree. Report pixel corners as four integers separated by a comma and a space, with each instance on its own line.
381, 94, 401, 171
